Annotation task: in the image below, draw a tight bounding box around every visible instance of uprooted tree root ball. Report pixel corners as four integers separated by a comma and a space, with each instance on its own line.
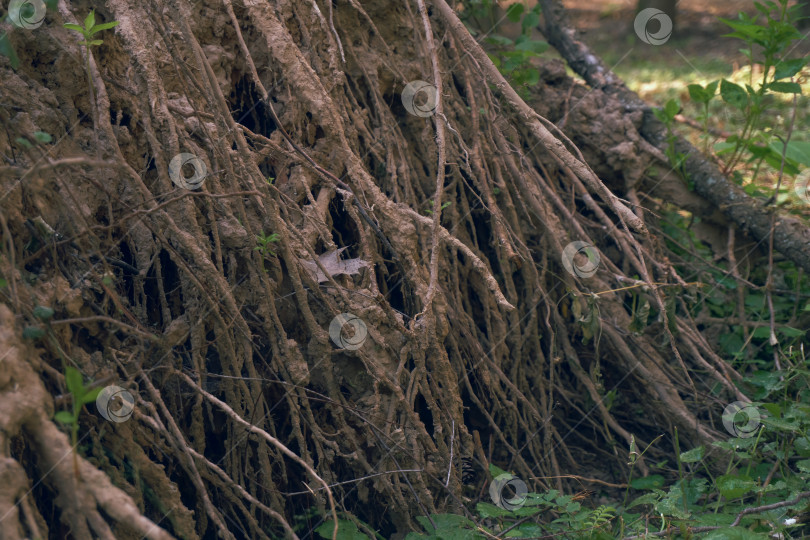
0, 0, 800, 538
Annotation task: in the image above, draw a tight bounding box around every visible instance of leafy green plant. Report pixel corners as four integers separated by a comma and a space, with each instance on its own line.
64, 10, 118, 140
709, 1, 808, 192
687, 80, 720, 153
63, 9, 119, 55
424, 200, 451, 215
653, 98, 692, 188
461, 1, 548, 94
54, 366, 103, 477
255, 231, 280, 257
14, 130, 52, 149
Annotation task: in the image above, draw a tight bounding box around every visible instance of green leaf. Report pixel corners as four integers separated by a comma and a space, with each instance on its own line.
630, 475, 665, 490
773, 58, 807, 80
679, 446, 705, 463
627, 491, 662, 510
779, 326, 805, 337
720, 79, 748, 110
475, 501, 512, 518
86, 39, 104, 47
702, 527, 771, 540
315, 519, 371, 540
33, 305, 54, 320
32, 131, 52, 143
81, 386, 103, 404
752, 326, 771, 339
484, 35, 513, 47
716, 474, 754, 499
628, 298, 650, 334
521, 11, 540, 33
15, 137, 32, 149
0, 32, 20, 70
759, 415, 799, 432
54, 411, 76, 424
795, 437, 810, 457
781, 141, 810, 166
22, 326, 45, 339
514, 37, 548, 55
415, 514, 477, 538
768, 81, 802, 94
63, 23, 85, 33
84, 10, 95, 31
90, 20, 119, 33
522, 67, 540, 86
687, 84, 708, 103
65, 366, 85, 396
664, 99, 680, 119
506, 3, 524, 22
655, 490, 690, 519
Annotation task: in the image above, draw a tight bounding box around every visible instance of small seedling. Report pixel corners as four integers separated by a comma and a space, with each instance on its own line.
64, 11, 118, 147
54, 366, 103, 478
63, 10, 119, 50
425, 200, 451, 215
255, 231, 280, 256
14, 131, 52, 149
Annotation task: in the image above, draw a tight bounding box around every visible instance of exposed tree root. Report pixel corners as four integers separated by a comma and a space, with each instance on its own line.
0, 0, 788, 537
